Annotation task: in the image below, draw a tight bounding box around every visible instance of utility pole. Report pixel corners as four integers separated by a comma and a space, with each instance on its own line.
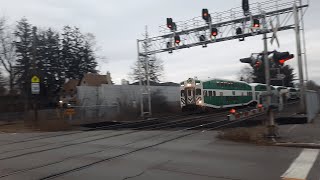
262, 12, 276, 137
294, 4, 306, 112
136, 39, 144, 118
299, 0, 309, 82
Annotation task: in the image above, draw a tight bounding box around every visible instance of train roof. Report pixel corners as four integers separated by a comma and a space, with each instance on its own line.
201, 78, 249, 84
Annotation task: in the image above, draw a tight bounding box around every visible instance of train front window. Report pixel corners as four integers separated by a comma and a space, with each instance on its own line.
181, 90, 184, 96
188, 90, 192, 96
196, 89, 201, 95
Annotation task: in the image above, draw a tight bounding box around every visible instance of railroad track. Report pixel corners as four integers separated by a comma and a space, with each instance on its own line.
0, 111, 230, 159
0, 110, 264, 179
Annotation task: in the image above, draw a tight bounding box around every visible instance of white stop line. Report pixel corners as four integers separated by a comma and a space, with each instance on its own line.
281, 148, 319, 180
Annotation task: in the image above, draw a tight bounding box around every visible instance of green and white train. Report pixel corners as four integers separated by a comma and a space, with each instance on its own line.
179, 78, 294, 111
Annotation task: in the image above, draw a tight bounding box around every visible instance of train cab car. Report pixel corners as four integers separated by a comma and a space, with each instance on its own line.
250, 83, 276, 106
288, 87, 299, 100
180, 78, 203, 111
180, 78, 253, 111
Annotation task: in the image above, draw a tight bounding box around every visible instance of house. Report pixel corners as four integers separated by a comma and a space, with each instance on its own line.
59, 72, 112, 105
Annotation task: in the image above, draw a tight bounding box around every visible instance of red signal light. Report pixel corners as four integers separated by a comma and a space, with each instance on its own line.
279, 59, 286, 64
255, 61, 261, 67
253, 19, 260, 28
230, 109, 236, 114
174, 35, 181, 44
211, 28, 218, 37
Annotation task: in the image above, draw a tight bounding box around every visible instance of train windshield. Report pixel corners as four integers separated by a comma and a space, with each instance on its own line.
196, 89, 201, 95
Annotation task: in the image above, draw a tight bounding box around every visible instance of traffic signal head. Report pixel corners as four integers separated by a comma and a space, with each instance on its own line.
166, 18, 176, 31
174, 35, 181, 45
242, 0, 250, 15
167, 18, 173, 29
211, 28, 218, 37
236, 27, 245, 41
253, 19, 260, 28
199, 35, 207, 47
202, 9, 211, 22
273, 51, 294, 66
236, 27, 243, 35
240, 56, 263, 69
240, 57, 252, 64
254, 60, 262, 68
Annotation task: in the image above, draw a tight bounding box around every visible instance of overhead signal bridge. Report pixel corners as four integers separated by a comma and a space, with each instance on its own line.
137, 0, 308, 56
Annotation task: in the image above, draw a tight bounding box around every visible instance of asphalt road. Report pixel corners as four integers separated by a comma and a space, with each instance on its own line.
0, 130, 319, 180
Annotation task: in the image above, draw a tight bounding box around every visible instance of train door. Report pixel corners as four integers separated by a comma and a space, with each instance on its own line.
220, 92, 224, 106
186, 89, 195, 105
255, 92, 260, 103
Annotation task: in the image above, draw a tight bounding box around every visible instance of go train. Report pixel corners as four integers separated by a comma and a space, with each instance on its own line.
180, 78, 299, 111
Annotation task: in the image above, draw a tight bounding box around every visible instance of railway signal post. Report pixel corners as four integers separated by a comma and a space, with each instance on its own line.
262, 12, 276, 138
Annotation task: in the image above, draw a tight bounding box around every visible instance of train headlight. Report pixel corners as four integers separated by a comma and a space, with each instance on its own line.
198, 100, 202, 104
187, 83, 191, 87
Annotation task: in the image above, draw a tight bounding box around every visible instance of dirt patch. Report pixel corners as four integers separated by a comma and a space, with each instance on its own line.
217, 126, 273, 145
0, 119, 72, 133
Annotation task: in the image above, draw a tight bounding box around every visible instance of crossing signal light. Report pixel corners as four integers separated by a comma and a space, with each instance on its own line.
236, 27, 243, 35
240, 56, 262, 69
254, 60, 262, 68
273, 51, 294, 66
174, 35, 181, 45
199, 35, 207, 48
202, 9, 211, 22
236, 27, 245, 41
242, 0, 250, 15
167, 18, 173, 29
211, 28, 218, 37
253, 19, 260, 28
166, 18, 176, 31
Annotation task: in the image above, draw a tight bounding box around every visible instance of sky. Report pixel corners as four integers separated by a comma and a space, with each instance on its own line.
1, 0, 319, 84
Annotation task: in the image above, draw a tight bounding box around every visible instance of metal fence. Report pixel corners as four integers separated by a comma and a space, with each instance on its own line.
306, 90, 320, 123
65, 105, 120, 124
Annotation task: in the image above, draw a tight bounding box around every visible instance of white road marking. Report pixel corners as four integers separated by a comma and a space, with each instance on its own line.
281, 148, 319, 180
287, 125, 298, 133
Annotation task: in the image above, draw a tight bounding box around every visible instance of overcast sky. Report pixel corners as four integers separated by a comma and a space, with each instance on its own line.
1, 0, 319, 84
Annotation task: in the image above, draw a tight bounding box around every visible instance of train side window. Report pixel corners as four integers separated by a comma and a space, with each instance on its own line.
241, 92, 244, 96
213, 91, 216, 96
203, 90, 207, 96
220, 92, 223, 96
209, 91, 212, 97
232, 91, 235, 96
196, 89, 201, 95
181, 90, 184, 96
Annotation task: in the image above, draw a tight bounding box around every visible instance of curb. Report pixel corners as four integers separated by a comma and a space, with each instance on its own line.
275, 142, 320, 149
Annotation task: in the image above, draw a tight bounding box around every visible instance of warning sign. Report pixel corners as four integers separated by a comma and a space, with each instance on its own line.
31, 75, 40, 83
64, 108, 75, 115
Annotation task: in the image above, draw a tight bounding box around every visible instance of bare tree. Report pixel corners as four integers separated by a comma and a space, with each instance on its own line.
238, 66, 254, 83
130, 28, 164, 83
0, 17, 17, 94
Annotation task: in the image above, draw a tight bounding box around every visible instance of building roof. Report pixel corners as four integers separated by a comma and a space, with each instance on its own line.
62, 79, 80, 91
80, 73, 110, 86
